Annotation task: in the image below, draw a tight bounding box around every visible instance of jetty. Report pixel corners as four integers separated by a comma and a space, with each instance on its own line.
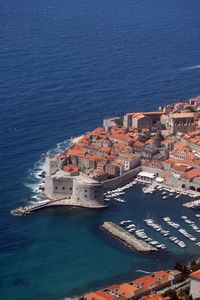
101, 222, 158, 252
11, 198, 107, 217
10, 200, 57, 216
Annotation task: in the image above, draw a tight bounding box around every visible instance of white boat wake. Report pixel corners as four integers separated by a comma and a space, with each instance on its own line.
136, 270, 152, 274
182, 64, 200, 71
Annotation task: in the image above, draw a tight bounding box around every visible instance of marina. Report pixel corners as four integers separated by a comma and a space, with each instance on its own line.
143, 218, 186, 249
119, 219, 167, 250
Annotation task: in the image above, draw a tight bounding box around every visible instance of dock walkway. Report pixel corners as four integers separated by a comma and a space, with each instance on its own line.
101, 222, 158, 252
11, 198, 107, 216
10, 199, 60, 216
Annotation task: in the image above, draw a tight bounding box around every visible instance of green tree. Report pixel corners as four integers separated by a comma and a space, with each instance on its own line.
163, 289, 179, 300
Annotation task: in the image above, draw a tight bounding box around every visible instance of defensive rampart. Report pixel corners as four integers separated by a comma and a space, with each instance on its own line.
102, 167, 141, 190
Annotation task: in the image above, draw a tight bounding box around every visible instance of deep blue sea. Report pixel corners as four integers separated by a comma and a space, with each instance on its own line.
1, 0, 200, 299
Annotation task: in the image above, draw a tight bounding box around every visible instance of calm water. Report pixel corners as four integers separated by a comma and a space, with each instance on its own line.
1, 0, 200, 299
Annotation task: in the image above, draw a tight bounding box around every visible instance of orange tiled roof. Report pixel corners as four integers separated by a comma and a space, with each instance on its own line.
84, 290, 115, 300
132, 113, 146, 120
99, 147, 111, 153
117, 283, 138, 297
132, 275, 157, 290
154, 271, 170, 282
164, 158, 193, 167
68, 148, 85, 158
171, 112, 195, 119
141, 294, 167, 300
134, 140, 145, 147
63, 164, 79, 172
111, 132, 133, 143
183, 168, 200, 180
191, 269, 200, 280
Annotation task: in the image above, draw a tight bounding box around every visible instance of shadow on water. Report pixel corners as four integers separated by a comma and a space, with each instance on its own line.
12, 278, 30, 288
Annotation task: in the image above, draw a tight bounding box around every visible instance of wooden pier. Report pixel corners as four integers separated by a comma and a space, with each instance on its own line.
101, 222, 158, 252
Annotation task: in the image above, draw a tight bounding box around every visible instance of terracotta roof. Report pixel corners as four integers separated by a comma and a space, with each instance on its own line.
172, 164, 188, 172
171, 113, 195, 119
191, 269, 200, 280
84, 290, 115, 300
141, 294, 167, 300
134, 140, 145, 147
63, 164, 79, 172
68, 148, 85, 158
161, 172, 171, 179
132, 275, 157, 290
132, 113, 146, 120
99, 147, 111, 153
117, 283, 138, 297
164, 158, 193, 167
144, 112, 164, 116
111, 132, 133, 143
183, 168, 200, 180
107, 284, 120, 291
154, 270, 170, 282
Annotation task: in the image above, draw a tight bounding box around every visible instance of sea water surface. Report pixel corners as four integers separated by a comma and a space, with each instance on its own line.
1, 0, 200, 299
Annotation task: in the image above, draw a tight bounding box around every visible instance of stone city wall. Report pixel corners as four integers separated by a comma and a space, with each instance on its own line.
102, 166, 141, 190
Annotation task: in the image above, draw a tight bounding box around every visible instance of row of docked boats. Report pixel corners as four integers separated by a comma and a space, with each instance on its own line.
141, 181, 199, 201
163, 217, 180, 229
104, 180, 137, 203
163, 216, 200, 245
183, 199, 200, 209
163, 217, 196, 241
181, 216, 200, 233
143, 218, 186, 248
119, 220, 166, 250
157, 184, 198, 199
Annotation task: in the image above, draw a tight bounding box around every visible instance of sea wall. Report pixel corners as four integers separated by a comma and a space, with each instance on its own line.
102, 167, 141, 190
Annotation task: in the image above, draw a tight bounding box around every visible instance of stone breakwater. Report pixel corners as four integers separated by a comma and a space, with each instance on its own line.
101, 222, 158, 252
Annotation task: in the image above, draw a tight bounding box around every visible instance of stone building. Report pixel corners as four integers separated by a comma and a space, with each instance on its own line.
169, 113, 196, 134
124, 112, 164, 132
190, 269, 200, 299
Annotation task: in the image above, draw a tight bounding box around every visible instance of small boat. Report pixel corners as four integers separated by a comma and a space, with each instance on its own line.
114, 198, 126, 203
127, 224, 136, 228
120, 220, 132, 224
128, 228, 136, 232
